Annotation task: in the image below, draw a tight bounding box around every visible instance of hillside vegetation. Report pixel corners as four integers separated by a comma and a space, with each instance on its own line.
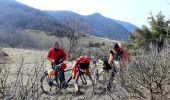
0, 43, 170, 100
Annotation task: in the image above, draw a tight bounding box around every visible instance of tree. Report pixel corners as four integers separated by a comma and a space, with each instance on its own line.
119, 46, 170, 100
129, 12, 170, 51
62, 13, 81, 60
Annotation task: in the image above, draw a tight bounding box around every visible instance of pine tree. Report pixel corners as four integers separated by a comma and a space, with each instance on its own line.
129, 12, 170, 51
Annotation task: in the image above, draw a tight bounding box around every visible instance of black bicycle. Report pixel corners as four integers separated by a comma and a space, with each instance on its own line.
40, 63, 94, 99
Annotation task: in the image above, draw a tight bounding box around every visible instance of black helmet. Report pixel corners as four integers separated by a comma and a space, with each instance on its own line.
112, 42, 119, 49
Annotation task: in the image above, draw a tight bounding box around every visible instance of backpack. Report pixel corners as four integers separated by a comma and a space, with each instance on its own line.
78, 62, 90, 69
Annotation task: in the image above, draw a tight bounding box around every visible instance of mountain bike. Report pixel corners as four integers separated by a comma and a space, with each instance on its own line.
40, 62, 94, 99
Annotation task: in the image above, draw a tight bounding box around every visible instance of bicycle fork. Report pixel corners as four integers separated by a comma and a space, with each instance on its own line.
77, 72, 87, 85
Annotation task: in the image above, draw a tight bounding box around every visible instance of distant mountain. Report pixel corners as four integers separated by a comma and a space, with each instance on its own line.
115, 20, 137, 32
83, 13, 129, 40
46, 11, 137, 40
0, 0, 137, 40
0, 0, 67, 36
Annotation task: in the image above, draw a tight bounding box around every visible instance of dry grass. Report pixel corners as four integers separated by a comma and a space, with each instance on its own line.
24, 29, 119, 49
1, 45, 170, 100
2, 48, 73, 71
0, 30, 122, 99
0, 48, 102, 100
24, 29, 121, 60
0, 48, 75, 100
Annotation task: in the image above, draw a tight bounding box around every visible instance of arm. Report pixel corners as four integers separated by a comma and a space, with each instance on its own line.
108, 50, 114, 64
47, 48, 54, 62
61, 49, 67, 60
72, 60, 78, 79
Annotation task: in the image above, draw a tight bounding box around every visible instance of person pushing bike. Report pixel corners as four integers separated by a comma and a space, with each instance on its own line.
47, 42, 67, 87
71, 53, 90, 94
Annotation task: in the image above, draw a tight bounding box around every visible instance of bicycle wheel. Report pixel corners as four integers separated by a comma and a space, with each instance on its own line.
76, 72, 95, 99
90, 67, 99, 85
40, 71, 60, 95
94, 70, 115, 100
61, 69, 73, 94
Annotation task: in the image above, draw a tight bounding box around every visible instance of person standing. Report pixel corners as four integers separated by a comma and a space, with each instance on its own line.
47, 42, 67, 87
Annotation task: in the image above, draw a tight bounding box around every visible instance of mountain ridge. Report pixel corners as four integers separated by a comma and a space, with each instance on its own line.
46, 10, 137, 40
0, 0, 137, 41
0, 0, 68, 36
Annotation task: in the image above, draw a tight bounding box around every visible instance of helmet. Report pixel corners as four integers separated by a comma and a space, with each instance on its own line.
112, 42, 119, 49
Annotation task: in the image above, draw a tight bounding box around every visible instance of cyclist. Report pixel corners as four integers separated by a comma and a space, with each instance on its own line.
71, 54, 90, 94
47, 42, 67, 87
109, 42, 131, 72
107, 42, 130, 89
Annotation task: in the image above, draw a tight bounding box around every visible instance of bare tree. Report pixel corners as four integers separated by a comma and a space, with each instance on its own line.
0, 55, 46, 99
62, 12, 82, 60
117, 45, 170, 100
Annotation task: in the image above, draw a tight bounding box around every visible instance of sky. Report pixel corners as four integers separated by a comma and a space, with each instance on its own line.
16, 0, 170, 27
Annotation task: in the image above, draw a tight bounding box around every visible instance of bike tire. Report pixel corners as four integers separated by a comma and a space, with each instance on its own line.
75, 72, 95, 99
40, 71, 60, 95
94, 70, 115, 100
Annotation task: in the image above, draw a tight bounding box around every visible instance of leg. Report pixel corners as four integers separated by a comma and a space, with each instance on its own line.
105, 70, 112, 89
54, 70, 59, 85
59, 70, 66, 88
74, 73, 80, 93
108, 69, 114, 89
113, 61, 120, 75
73, 80, 79, 93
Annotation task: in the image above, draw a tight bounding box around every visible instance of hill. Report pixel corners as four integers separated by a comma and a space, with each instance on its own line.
0, 0, 126, 49
0, 0, 71, 48
114, 20, 137, 32
46, 11, 137, 40
0, 0, 67, 35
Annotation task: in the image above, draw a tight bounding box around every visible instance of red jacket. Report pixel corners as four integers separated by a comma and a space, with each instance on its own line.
47, 48, 67, 62
72, 56, 90, 79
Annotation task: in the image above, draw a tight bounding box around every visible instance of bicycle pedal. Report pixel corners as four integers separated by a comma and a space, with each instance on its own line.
83, 82, 87, 85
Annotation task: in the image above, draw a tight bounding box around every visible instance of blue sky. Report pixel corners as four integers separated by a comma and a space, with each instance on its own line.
16, 0, 170, 27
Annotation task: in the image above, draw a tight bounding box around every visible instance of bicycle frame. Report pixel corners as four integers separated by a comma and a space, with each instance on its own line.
52, 63, 89, 89
40, 62, 94, 97
91, 60, 115, 100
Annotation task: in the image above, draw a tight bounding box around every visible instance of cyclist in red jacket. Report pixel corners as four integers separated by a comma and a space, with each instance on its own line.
47, 42, 67, 87
71, 54, 90, 94
47, 42, 67, 65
